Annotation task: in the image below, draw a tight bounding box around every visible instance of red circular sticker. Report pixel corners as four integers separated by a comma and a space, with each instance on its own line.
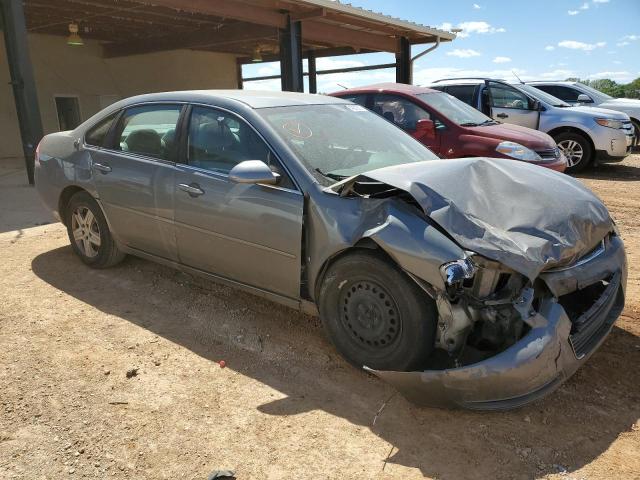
282, 121, 313, 139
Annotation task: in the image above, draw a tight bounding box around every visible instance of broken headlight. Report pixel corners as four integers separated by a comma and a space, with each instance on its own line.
440, 257, 476, 286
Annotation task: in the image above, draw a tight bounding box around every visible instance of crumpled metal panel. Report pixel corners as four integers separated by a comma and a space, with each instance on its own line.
358, 158, 613, 281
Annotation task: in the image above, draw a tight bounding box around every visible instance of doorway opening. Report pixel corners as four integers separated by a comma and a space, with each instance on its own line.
54, 96, 81, 131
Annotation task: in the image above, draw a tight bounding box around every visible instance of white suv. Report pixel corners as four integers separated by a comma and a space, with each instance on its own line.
527, 81, 640, 147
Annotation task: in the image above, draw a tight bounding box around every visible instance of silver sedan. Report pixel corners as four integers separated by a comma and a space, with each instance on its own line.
34, 90, 627, 409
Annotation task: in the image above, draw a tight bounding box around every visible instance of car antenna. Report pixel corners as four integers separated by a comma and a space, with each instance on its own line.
336, 83, 348, 90
512, 71, 524, 84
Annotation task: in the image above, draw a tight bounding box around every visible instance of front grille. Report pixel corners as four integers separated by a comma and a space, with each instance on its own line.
535, 147, 561, 160
559, 272, 623, 359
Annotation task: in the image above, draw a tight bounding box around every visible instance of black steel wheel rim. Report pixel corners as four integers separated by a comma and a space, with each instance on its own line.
339, 280, 401, 350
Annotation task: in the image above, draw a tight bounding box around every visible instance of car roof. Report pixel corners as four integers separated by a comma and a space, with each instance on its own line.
526, 81, 577, 85
332, 82, 440, 95
109, 90, 349, 110
430, 78, 487, 85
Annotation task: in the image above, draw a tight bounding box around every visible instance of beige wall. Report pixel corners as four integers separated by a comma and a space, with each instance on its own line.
0, 33, 238, 159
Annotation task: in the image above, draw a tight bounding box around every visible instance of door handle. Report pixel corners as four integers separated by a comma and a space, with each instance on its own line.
93, 163, 112, 174
496, 113, 508, 119
178, 183, 205, 197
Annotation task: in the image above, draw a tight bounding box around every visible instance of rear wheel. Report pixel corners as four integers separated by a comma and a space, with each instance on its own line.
318, 251, 437, 371
66, 191, 125, 268
631, 119, 640, 150
555, 131, 593, 173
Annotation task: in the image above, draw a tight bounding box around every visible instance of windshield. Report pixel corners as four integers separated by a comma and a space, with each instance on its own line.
258, 104, 439, 186
515, 84, 571, 107
417, 92, 494, 126
576, 83, 613, 101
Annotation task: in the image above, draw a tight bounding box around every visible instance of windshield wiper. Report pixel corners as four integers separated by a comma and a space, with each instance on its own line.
479, 119, 498, 126
459, 122, 480, 127
315, 168, 346, 182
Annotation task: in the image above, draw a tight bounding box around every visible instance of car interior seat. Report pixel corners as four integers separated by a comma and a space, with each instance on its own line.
125, 129, 162, 157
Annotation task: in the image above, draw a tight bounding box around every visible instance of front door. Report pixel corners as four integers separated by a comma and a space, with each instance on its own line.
174, 105, 303, 299
91, 103, 183, 261
487, 82, 539, 130
372, 94, 441, 155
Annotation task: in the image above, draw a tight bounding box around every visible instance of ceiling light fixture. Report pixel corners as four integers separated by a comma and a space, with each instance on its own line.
67, 23, 84, 46
251, 46, 263, 62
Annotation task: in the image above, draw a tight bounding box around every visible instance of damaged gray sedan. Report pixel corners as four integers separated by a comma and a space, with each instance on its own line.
35, 91, 627, 410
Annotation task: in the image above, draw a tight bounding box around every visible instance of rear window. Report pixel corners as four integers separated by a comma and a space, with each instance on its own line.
84, 113, 117, 147
444, 85, 477, 106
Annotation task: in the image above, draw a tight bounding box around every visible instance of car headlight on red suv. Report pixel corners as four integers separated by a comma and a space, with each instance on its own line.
495, 141, 544, 162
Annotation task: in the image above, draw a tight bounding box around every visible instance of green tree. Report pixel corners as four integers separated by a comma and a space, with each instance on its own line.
565, 77, 640, 98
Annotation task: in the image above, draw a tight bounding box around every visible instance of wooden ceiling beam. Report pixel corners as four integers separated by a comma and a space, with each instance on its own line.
103, 22, 278, 58
129, 0, 287, 28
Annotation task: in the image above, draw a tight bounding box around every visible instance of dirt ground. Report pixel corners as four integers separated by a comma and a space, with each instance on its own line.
1, 156, 639, 480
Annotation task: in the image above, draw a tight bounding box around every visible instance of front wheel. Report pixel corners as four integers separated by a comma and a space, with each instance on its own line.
318, 251, 437, 371
66, 191, 125, 268
555, 131, 593, 173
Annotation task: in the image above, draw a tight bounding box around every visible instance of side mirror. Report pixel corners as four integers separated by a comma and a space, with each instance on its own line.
415, 119, 436, 139
531, 99, 541, 111
577, 93, 593, 104
229, 160, 279, 185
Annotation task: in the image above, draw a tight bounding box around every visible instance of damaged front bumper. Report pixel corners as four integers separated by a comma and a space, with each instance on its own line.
367, 235, 627, 411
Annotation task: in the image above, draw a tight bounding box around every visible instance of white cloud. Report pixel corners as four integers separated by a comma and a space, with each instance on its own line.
558, 40, 606, 51
618, 34, 639, 46
613, 60, 622, 65
493, 56, 511, 63
473, 3, 481, 8
568, 10, 579, 15
539, 69, 577, 79
437, 20, 506, 38
446, 48, 482, 58
545, 45, 555, 51
579, 2, 589, 9
587, 71, 634, 82
593, 0, 610, 3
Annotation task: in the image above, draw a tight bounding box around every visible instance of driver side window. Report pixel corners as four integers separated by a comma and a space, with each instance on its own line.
489, 85, 532, 110
187, 106, 295, 189
373, 94, 431, 131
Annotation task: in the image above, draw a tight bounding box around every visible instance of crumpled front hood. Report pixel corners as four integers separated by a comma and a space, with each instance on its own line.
358, 158, 613, 281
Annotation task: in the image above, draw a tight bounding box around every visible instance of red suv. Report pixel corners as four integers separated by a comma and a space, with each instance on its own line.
331, 83, 566, 172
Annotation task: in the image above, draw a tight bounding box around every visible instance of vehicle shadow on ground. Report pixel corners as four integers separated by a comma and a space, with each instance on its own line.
32, 247, 640, 480
576, 162, 640, 181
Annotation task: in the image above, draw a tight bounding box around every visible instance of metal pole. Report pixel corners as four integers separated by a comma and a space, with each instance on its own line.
307, 50, 317, 94
279, 15, 303, 92
1, 0, 44, 185
395, 36, 411, 84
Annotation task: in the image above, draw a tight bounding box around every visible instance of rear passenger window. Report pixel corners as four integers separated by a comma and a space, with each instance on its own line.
85, 113, 117, 147
114, 104, 182, 160
187, 106, 295, 189
536, 85, 580, 102
444, 85, 476, 106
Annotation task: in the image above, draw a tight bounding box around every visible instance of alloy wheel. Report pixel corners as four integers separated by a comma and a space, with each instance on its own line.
71, 206, 101, 258
558, 139, 584, 168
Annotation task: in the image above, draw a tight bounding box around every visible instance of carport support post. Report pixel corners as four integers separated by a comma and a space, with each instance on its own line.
279, 15, 303, 92
307, 50, 317, 94
395, 36, 411, 85
0, 0, 43, 185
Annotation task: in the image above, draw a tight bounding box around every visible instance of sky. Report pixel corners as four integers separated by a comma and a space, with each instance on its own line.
242, 0, 640, 93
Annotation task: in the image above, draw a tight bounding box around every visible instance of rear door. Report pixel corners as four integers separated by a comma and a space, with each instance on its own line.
371, 94, 442, 155
90, 103, 183, 261
173, 105, 303, 299
487, 81, 539, 129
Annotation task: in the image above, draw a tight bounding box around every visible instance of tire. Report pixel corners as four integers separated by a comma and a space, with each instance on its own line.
632, 119, 640, 150
554, 131, 593, 174
318, 251, 437, 371
65, 191, 125, 268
